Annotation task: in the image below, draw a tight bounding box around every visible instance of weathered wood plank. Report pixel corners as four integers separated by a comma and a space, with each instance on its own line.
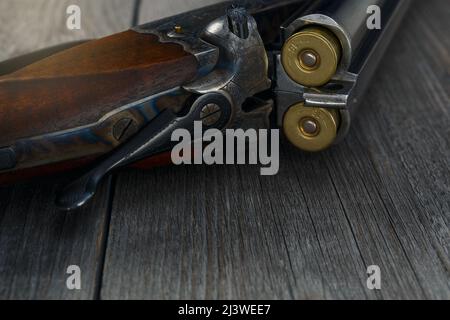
138, 0, 221, 24
334, 1, 450, 298
100, 0, 449, 299
0, 179, 113, 299
0, 0, 136, 300
0, 0, 135, 61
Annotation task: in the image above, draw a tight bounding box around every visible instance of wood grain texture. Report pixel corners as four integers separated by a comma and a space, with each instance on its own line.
0, 0, 136, 299
0, 177, 112, 299
0, 30, 197, 144
98, 0, 450, 299
0, 0, 448, 300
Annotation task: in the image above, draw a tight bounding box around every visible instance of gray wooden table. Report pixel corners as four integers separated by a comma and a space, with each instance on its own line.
0, 0, 448, 300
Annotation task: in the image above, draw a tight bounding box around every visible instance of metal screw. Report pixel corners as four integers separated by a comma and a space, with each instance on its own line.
174, 25, 183, 33
113, 118, 137, 142
300, 50, 319, 69
200, 103, 222, 127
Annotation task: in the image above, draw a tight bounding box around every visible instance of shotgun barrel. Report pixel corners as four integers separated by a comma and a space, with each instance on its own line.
276, 0, 411, 152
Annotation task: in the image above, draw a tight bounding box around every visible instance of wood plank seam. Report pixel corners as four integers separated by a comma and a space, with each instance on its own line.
93, 176, 115, 300
132, 0, 142, 26
255, 173, 297, 299
331, 144, 428, 298
352, 131, 449, 297
280, 144, 371, 299
94, 0, 143, 300
280, 149, 334, 298
322, 161, 377, 298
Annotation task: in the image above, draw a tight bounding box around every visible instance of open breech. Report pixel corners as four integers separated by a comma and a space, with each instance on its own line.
0, 0, 411, 210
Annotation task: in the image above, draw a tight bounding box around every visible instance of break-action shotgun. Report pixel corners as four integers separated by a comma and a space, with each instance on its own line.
0, 0, 411, 210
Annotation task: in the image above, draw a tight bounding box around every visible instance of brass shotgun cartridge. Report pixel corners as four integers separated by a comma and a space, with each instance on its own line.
276, 0, 411, 152
281, 27, 342, 88
283, 103, 340, 152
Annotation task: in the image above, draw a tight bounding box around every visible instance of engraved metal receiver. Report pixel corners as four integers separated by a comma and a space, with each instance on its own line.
0, 0, 411, 210
56, 6, 272, 210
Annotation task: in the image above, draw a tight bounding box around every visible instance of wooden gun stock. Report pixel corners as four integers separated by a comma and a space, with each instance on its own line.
0, 30, 199, 184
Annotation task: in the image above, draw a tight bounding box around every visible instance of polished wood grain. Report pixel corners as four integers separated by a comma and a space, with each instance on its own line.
0, 30, 197, 146
0, 26, 197, 185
